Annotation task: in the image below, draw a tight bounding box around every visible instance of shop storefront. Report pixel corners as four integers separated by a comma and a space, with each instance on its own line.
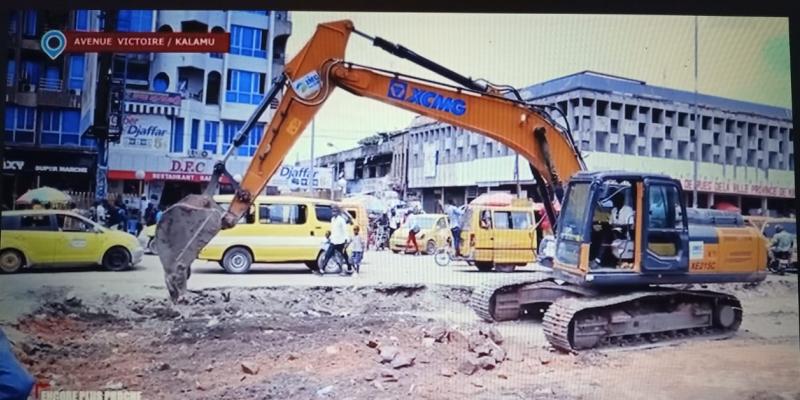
2, 148, 96, 209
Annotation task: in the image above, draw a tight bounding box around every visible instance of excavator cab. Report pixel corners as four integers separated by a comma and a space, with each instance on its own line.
552, 171, 693, 286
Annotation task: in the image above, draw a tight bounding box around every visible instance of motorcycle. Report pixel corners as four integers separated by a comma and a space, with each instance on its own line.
317, 236, 353, 275
768, 250, 792, 276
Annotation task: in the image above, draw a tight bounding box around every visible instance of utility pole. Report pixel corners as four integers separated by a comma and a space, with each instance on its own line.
514, 153, 521, 198
692, 15, 699, 208
309, 119, 315, 194
92, 10, 118, 203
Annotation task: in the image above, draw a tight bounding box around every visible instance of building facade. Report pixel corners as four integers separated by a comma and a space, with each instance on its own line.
102, 10, 293, 206
314, 131, 407, 199
405, 71, 794, 216
3, 10, 98, 208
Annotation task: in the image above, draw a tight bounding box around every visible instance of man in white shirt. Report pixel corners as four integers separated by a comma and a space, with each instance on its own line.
318, 205, 352, 275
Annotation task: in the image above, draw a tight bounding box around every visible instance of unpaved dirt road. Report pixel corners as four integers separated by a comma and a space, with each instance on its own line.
1, 253, 798, 400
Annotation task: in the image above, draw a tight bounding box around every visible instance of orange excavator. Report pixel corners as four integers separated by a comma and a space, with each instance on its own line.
156, 20, 768, 352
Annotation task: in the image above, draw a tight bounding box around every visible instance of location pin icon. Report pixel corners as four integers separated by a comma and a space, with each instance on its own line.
41, 30, 67, 60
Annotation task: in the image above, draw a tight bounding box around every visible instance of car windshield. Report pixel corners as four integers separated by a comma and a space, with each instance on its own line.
558, 182, 591, 241
405, 216, 437, 229
763, 221, 796, 238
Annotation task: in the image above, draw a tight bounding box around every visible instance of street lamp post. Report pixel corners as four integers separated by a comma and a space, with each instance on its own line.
692, 15, 699, 208
327, 142, 338, 200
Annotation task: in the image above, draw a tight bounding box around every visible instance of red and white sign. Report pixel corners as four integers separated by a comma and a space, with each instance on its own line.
680, 178, 795, 198
65, 32, 230, 53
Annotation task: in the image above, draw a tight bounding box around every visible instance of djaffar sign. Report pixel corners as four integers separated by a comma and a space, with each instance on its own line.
270, 165, 332, 189
119, 114, 170, 150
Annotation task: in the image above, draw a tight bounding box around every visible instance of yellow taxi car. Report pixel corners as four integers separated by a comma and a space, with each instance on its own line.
0, 210, 143, 273
197, 195, 355, 273
389, 213, 452, 255
139, 224, 158, 254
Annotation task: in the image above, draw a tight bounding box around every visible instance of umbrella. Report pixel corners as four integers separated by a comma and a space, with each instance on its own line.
713, 202, 740, 213
16, 187, 72, 205
343, 194, 387, 213
470, 193, 514, 206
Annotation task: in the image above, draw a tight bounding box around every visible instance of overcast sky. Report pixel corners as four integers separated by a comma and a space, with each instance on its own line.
280, 12, 792, 163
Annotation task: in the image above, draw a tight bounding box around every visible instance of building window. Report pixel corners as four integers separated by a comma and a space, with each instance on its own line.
241, 123, 263, 156
20, 60, 42, 86
9, 10, 18, 34
222, 121, 238, 153
74, 10, 90, 31
40, 109, 88, 147
4, 105, 36, 144
68, 55, 85, 90
153, 72, 169, 92
204, 121, 219, 153
172, 118, 184, 153
222, 121, 260, 155
190, 119, 200, 150
226, 69, 265, 104
243, 10, 269, 15
22, 11, 37, 37
7, 60, 15, 86
230, 25, 267, 57
117, 10, 153, 32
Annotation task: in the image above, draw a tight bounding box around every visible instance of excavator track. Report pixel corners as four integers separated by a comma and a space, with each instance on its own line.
543, 289, 742, 352
471, 273, 555, 321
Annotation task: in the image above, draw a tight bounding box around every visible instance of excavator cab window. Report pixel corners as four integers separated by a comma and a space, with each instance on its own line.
589, 181, 637, 268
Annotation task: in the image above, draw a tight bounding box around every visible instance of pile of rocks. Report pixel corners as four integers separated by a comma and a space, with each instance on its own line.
457, 326, 506, 376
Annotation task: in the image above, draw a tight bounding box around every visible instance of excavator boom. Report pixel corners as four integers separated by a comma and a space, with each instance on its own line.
155, 19, 584, 302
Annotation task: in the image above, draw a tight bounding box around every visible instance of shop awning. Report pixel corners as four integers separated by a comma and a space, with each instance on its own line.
125, 102, 179, 116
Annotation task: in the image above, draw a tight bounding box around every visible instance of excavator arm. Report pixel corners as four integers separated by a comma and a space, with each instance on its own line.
156, 19, 585, 302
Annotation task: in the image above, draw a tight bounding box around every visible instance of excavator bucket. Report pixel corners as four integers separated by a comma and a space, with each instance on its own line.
155, 194, 225, 303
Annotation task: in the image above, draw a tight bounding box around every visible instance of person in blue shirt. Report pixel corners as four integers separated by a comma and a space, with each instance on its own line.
439, 199, 464, 256
0, 329, 35, 400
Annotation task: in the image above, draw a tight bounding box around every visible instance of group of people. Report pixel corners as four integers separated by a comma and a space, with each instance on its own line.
317, 205, 364, 276
90, 195, 165, 235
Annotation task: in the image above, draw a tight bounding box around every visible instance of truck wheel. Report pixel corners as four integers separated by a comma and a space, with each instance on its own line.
222, 247, 253, 274
495, 264, 516, 272
103, 247, 131, 271
425, 240, 437, 255
0, 249, 24, 273
475, 262, 493, 272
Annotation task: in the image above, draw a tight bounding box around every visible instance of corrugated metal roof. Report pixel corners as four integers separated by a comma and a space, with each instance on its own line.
522, 71, 793, 121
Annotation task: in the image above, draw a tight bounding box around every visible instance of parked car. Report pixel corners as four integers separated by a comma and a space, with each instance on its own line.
0, 210, 143, 273
389, 213, 452, 255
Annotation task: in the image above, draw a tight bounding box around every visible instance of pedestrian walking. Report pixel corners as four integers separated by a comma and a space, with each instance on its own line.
405, 219, 421, 255
318, 205, 353, 275
350, 225, 365, 275
439, 199, 464, 256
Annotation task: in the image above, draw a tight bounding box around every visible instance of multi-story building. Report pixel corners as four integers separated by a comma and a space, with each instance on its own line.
315, 131, 407, 199
102, 10, 292, 206
404, 71, 794, 216
3, 10, 97, 208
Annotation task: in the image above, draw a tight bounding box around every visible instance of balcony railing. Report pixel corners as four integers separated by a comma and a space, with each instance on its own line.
38, 77, 63, 92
